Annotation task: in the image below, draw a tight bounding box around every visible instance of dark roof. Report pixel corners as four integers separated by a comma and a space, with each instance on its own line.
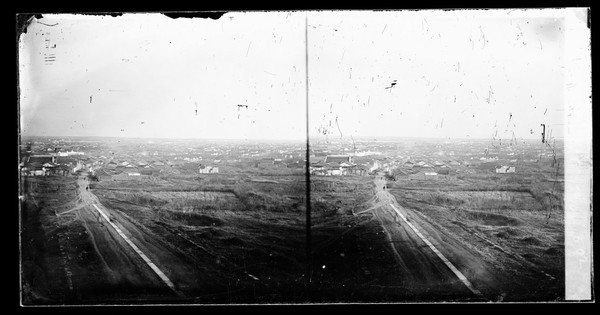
180, 162, 200, 170
347, 165, 368, 171
28, 162, 43, 169
111, 169, 124, 175
28, 156, 54, 164
324, 163, 342, 169
392, 169, 408, 176
140, 169, 154, 175
325, 155, 352, 163
95, 169, 111, 177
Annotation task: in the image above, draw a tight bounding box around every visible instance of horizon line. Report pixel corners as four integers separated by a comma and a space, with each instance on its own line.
19, 134, 562, 142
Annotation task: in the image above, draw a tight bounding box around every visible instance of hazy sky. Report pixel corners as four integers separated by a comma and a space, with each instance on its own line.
19, 9, 589, 140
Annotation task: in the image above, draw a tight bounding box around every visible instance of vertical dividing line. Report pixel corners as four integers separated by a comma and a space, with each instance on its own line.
17, 49, 24, 304
304, 13, 312, 285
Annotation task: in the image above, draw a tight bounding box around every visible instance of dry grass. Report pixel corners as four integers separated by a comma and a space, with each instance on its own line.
93, 173, 310, 303
386, 169, 565, 301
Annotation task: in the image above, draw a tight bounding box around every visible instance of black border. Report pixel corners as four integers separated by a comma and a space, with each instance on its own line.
9, 2, 595, 312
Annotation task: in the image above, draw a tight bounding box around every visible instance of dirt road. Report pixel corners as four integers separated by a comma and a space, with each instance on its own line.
72, 177, 210, 301
370, 177, 498, 300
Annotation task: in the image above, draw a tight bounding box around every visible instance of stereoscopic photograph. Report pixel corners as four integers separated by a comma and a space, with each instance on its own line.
17, 8, 592, 305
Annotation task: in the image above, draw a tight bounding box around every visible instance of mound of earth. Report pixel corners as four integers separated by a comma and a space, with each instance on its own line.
519, 236, 544, 246
495, 227, 524, 238
462, 210, 523, 227
195, 226, 225, 238
168, 212, 225, 227
544, 247, 562, 256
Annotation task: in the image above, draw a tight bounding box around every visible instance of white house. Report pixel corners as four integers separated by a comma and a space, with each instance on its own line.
199, 165, 219, 174
370, 160, 384, 172
73, 160, 84, 172
496, 166, 516, 174
327, 169, 343, 176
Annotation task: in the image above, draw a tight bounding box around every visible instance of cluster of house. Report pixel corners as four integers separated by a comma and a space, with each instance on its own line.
308, 155, 462, 179
94, 159, 173, 181
391, 159, 518, 180
19, 154, 93, 177
21, 150, 310, 180
309, 155, 369, 176
57, 150, 85, 157
382, 159, 452, 181
254, 157, 306, 170
94, 158, 228, 181
307, 154, 493, 180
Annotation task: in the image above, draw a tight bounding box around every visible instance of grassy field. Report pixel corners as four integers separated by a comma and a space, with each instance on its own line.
92, 173, 421, 302
20, 158, 566, 303
92, 173, 310, 303
386, 167, 565, 301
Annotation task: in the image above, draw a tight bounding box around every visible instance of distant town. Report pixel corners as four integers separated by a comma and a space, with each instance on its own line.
19, 136, 563, 182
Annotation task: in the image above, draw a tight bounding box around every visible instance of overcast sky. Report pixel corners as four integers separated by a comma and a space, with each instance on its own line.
19, 9, 589, 141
